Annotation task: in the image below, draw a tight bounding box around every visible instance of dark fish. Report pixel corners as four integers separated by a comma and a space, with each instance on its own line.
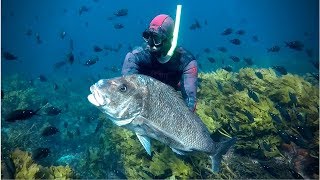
296, 126, 313, 140
310, 73, 319, 80
93, 45, 103, 52
6, 108, 42, 122
236, 29, 245, 35
261, 141, 271, 151
285, 41, 304, 51
288, 92, 298, 106
189, 20, 201, 30
84, 57, 99, 66
114, 23, 124, 29
217, 46, 227, 53
67, 52, 74, 64
33, 148, 50, 160
248, 89, 259, 103
114, 9, 128, 17
296, 112, 305, 124
288, 134, 307, 148
42, 126, 59, 136
230, 56, 240, 62
35, 33, 42, 44
305, 48, 313, 58
267, 46, 280, 52
269, 112, 282, 124
60, 31, 66, 39
229, 38, 241, 45
272, 66, 287, 75
233, 81, 244, 91
25, 29, 33, 36
39, 75, 47, 82
79, 6, 89, 15
203, 48, 210, 53
2, 51, 18, 61
53, 60, 67, 70
243, 57, 253, 65
289, 169, 304, 179
252, 35, 259, 42
207, 57, 215, 63
221, 28, 233, 35
216, 81, 223, 92
53, 83, 59, 91
275, 104, 291, 122
255, 71, 263, 79
44, 106, 62, 116
277, 129, 291, 143
222, 65, 232, 72
244, 110, 254, 123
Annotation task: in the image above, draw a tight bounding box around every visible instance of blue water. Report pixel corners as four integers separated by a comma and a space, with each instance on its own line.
2, 0, 319, 77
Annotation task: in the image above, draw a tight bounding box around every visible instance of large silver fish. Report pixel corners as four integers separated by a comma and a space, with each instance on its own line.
87, 74, 236, 172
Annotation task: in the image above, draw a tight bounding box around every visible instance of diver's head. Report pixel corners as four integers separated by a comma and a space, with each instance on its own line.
142, 14, 174, 62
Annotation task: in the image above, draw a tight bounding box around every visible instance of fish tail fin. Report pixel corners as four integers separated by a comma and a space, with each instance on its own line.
210, 137, 237, 172
35, 102, 49, 114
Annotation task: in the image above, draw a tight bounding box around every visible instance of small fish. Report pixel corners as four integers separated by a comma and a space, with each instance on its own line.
189, 20, 201, 30
33, 148, 50, 160
25, 29, 33, 36
221, 28, 233, 35
207, 57, 215, 63
272, 66, 287, 75
267, 46, 280, 52
269, 112, 282, 124
310, 72, 319, 80
44, 106, 62, 116
243, 57, 253, 66
2, 51, 18, 61
296, 126, 313, 140
84, 57, 99, 66
203, 48, 210, 53
252, 35, 259, 42
217, 46, 227, 53
93, 45, 103, 52
244, 110, 254, 123
236, 29, 245, 35
309, 60, 319, 70
114, 9, 128, 17
39, 75, 48, 82
230, 56, 240, 62
255, 71, 263, 79
60, 31, 66, 39
248, 89, 259, 103
79, 6, 89, 15
229, 38, 241, 45
277, 129, 291, 143
288, 134, 307, 148
6, 108, 42, 122
275, 104, 291, 122
288, 92, 298, 106
233, 81, 244, 91
114, 23, 124, 29
67, 52, 74, 64
222, 65, 232, 72
216, 81, 223, 92
296, 112, 305, 124
42, 126, 59, 136
285, 41, 304, 51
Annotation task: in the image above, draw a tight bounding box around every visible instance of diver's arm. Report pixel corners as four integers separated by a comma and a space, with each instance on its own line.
181, 60, 198, 112
121, 52, 140, 75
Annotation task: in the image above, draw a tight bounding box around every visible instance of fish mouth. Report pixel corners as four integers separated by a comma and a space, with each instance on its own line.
87, 85, 109, 107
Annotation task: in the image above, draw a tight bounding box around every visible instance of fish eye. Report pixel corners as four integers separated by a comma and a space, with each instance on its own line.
119, 84, 127, 92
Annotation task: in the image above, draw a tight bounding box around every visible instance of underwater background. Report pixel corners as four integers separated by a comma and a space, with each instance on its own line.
1, 0, 319, 179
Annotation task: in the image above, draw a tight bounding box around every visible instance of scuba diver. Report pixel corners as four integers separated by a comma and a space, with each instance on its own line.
121, 13, 198, 112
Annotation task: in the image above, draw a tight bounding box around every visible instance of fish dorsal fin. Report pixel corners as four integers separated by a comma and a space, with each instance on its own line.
136, 134, 151, 156
171, 147, 185, 155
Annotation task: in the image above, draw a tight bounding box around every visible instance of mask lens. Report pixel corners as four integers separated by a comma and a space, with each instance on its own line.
142, 31, 151, 42
152, 34, 162, 46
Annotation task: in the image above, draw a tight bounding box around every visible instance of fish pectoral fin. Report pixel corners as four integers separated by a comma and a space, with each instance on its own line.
170, 147, 185, 155
136, 134, 151, 156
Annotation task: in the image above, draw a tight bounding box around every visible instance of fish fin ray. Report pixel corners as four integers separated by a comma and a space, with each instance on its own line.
136, 134, 151, 156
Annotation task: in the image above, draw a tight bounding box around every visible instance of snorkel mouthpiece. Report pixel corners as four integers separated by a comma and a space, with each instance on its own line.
158, 5, 182, 64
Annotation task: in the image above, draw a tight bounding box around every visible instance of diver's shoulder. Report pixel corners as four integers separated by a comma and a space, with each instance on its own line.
176, 47, 196, 60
